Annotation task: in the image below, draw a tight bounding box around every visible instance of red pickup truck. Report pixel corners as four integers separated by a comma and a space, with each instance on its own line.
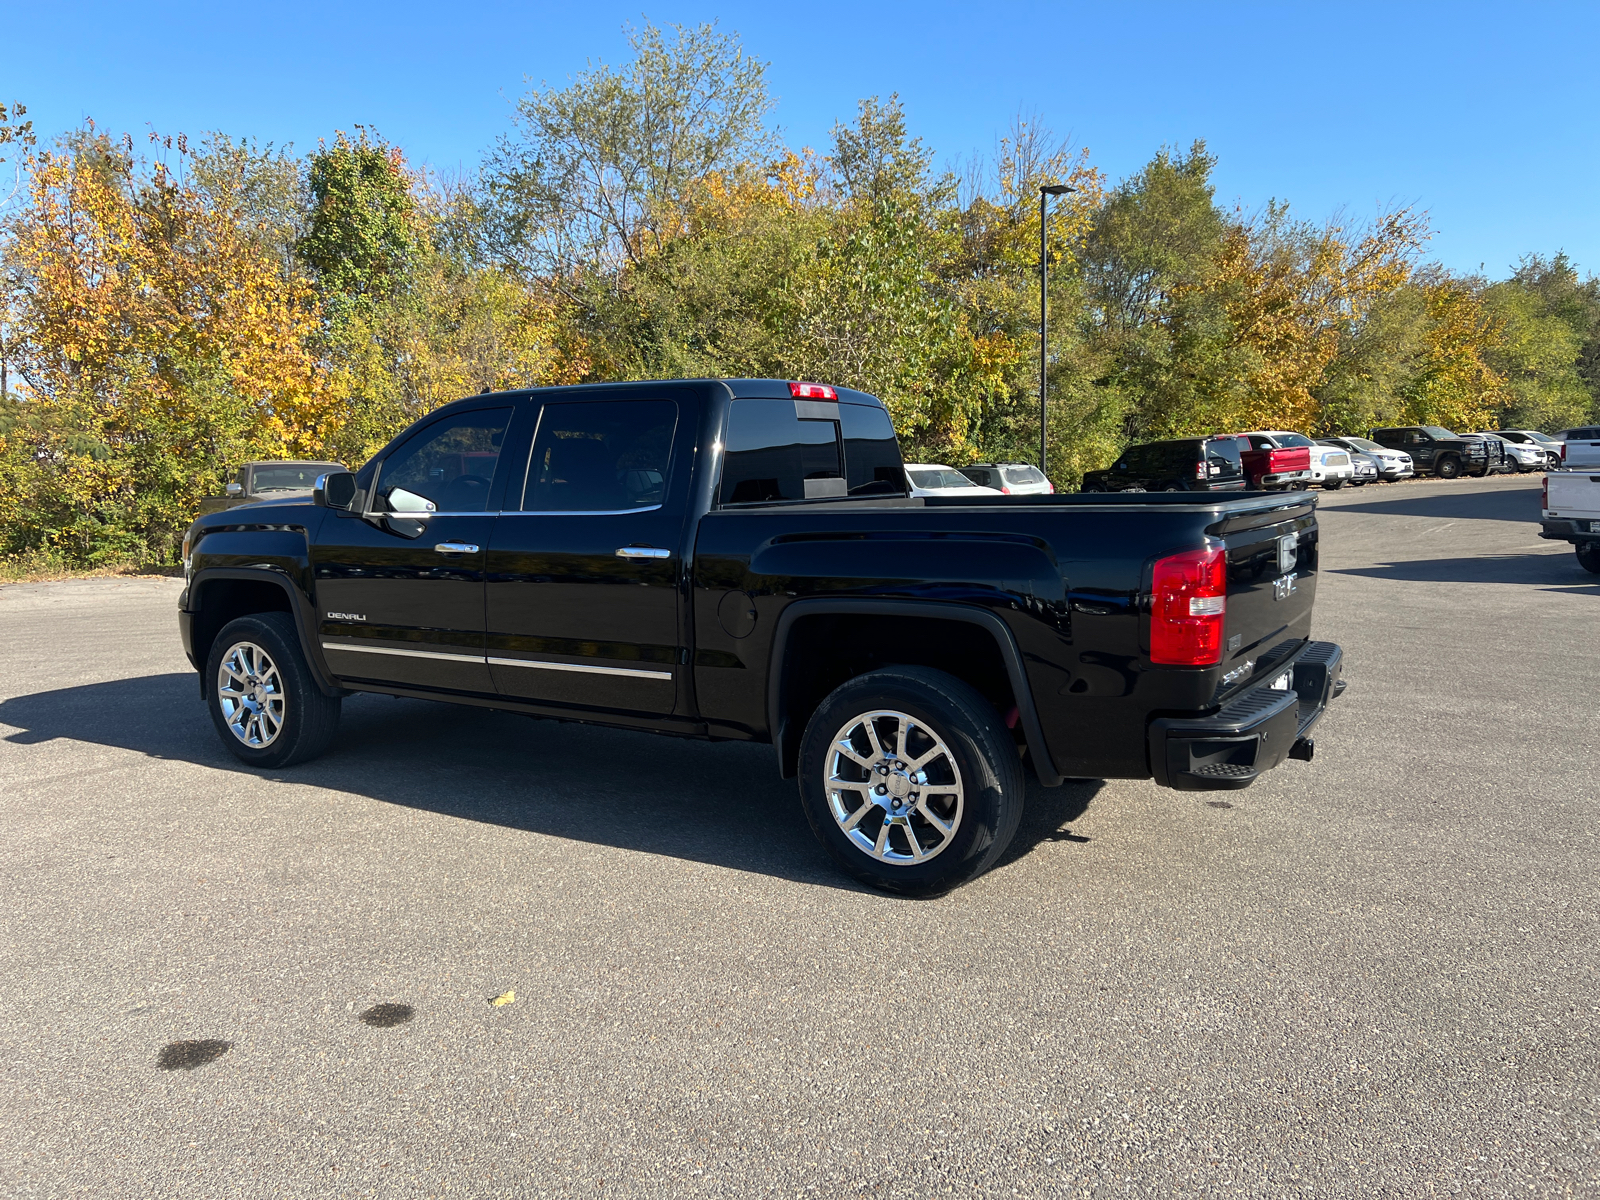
1231, 432, 1314, 490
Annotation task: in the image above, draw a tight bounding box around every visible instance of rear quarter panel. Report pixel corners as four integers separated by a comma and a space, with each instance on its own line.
690, 495, 1313, 780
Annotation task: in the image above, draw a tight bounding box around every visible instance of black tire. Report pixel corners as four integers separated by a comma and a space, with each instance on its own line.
1082, 484, 1105, 493
797, 666, 1026, 896
1434, 456, 1461, 479
205, 612, 341, 768
1322, 480, 1344, 490
1577, 545, 1600, 575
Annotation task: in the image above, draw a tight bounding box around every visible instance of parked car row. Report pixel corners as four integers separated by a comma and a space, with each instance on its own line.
1071, 422, 1585, 495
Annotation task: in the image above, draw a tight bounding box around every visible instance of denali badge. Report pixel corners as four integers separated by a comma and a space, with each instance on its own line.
1222, 659, 1255, 686
327, 612, 366, 621
1277, 533, 1298, 575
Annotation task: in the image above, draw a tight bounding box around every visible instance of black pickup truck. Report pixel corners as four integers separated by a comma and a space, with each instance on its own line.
179, 379, 1344, 894
1368, 426, 1503, 478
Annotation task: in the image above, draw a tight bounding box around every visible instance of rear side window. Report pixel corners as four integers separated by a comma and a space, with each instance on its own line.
719, 398, 889, 505
1203, 438, 1243, 477
840, 403, 907, 496
522, 400, 678, 512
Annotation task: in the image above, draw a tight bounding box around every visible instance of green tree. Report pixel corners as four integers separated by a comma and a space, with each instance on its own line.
298, 128, 416, 305
484, 21, 775, 278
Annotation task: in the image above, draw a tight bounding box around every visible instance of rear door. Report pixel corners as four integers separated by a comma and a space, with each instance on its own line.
484, 395, 686, 715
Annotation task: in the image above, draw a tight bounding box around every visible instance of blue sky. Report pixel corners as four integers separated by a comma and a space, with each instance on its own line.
7, 1, 1596, 278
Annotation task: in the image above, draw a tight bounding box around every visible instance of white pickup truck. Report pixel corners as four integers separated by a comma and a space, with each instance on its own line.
1541, 470, 1600, 573
1557, 426, 1600, 469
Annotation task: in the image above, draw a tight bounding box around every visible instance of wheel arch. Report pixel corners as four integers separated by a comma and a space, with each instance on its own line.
187, 568, 342, 697
766, 599, 1063, 787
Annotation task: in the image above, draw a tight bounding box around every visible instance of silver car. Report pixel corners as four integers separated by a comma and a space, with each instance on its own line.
1318, 436, 1413, 481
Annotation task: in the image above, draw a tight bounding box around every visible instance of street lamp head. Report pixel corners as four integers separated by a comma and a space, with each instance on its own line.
1039, 184, 1075, 196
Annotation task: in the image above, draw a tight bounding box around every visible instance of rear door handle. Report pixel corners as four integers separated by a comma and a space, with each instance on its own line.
434, 542, 480, 554
615, 546, 670, 559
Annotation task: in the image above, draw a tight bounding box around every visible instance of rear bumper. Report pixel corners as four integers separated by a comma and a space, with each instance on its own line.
1540, 518, 1600, 545
1260, 470, 1312, 488
1148, 641, 1344, 792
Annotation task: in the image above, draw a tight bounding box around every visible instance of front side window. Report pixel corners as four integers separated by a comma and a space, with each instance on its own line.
719, 399, 846, 505
375, 408, 511, 513
523, 400, 678, 512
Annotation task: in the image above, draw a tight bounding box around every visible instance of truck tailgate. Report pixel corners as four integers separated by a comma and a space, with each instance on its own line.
1213, 496, 1318, 684
1546, 470, 1600, 518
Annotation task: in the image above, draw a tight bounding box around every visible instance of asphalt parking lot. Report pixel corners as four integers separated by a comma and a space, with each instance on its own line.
1, 473, 1595, 1198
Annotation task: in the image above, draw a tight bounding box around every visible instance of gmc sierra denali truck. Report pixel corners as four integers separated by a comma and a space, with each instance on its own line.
179, 379, 1344, 894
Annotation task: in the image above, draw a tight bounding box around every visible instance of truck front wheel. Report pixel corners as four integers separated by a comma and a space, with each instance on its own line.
1434, 456, 1461, 479
1577, 545, 1600, 575
205, 612, 341, 768
797, 666, 1025, 896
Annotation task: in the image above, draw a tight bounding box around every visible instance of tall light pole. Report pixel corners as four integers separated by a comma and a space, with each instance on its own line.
1039, 184, 1075, 478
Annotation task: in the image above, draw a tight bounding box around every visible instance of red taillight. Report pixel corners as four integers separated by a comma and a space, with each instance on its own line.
788, 381, 837, 400
1045, 482, 1055, 493
1195, 460, 1207, 480
1542, 476, 1548, 510
1150, 546, 1227, 666
1560, 442, 1567, 461
1000, 486, 1012, 494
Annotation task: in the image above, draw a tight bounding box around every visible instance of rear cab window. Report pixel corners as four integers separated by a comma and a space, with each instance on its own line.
718, 398, 905, 505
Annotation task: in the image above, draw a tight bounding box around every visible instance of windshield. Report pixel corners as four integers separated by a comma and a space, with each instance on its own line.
1421, 426, 1458, 439
908, 468, 978, 489
252, 464, 340, 491
1274, 433, 1315, 447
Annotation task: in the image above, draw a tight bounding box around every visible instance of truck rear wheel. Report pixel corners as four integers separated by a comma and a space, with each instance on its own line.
797, 666, 1025, 896
205, 612, 341, 768
1578, 545, 1600, 575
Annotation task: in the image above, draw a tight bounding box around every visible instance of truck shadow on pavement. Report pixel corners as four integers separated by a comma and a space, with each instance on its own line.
0, 672, 1100, 894
1321, 483, 1541, 523
1330, 551, 1597, 590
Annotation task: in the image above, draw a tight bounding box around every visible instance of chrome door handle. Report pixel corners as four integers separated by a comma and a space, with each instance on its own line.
434, 542, 479, 554
615, 546, 670, 559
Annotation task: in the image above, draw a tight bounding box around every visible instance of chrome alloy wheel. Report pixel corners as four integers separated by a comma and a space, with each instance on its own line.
216, 641, 286, 748
825, 709, 965, 865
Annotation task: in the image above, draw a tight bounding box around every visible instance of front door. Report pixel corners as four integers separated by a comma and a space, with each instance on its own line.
485, 397, 682, 715
313, 406, 516, 693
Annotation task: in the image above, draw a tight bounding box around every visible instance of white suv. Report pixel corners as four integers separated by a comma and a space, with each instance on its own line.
957, 462, 1055, 495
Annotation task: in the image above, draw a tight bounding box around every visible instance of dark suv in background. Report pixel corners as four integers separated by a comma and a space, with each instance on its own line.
1080, 437, 1247, 493
1368, 426, 1501, 478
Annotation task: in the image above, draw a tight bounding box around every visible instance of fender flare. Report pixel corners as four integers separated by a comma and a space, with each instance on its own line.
766, 597, 1063, 787
186, 567, 344, 697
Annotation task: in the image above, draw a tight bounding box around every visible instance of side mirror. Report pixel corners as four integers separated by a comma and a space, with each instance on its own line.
225, 482, 243, 496
315, 471, 358, 510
